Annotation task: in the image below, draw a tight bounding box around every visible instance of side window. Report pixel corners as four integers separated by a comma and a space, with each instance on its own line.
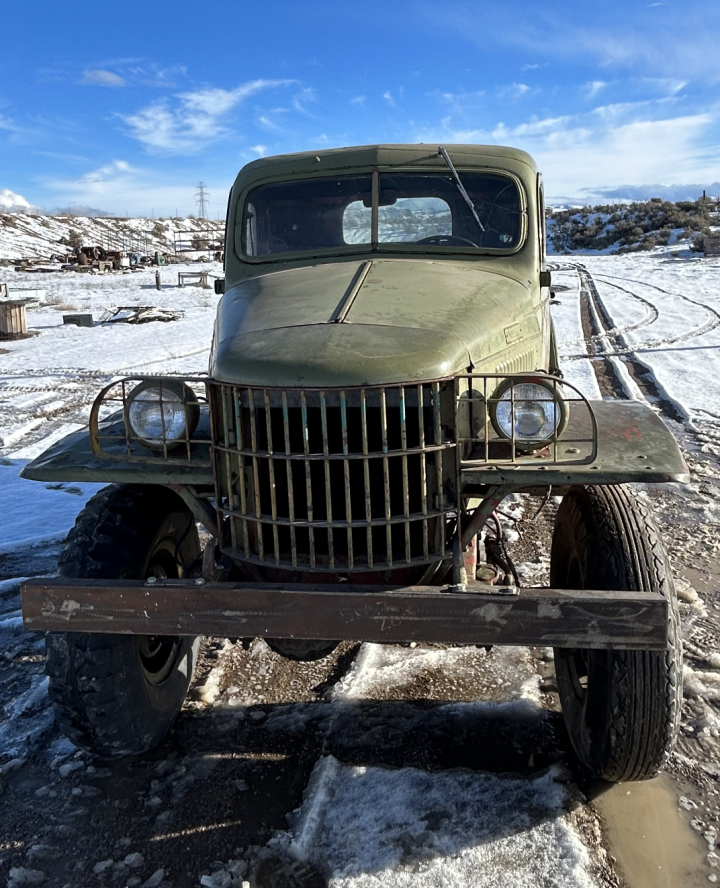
343, 201, 371, 244
537, 174, 546, 268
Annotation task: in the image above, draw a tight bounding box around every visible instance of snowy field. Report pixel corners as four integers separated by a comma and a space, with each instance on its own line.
0, 214, 223, 261
1, 253, 719, 886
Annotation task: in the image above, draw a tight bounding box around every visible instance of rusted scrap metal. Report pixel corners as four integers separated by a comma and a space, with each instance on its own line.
21, 577, 670, 650
99, 306, 184, 324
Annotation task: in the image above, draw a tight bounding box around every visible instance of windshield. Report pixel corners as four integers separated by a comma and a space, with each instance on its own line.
238, 171, 523, 257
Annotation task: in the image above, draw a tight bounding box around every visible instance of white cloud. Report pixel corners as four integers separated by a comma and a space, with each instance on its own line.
0, 114, 23, 135
383, 90, 398, 108
120, 79, 293, 153
434, 91, 486, 116
351, 95, 367, 106
642, 77, 687, 95
584, 80, 607, 99
257, 114, 285, 133
292, 87, 317, 115
80, 69, 126, 88
421, 6, 720, 81
498, 83, 534, 100
0, 188, 32, 210
41, 160, 230, 216
414, 105, 720, 199
249, 145, 267, 157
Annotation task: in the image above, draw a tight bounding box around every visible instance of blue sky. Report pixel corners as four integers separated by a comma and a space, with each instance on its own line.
1, 0, 719, 215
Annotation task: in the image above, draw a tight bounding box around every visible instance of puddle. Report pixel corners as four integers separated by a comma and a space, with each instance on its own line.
683, 565, 719, 598
591, 772, 708, 888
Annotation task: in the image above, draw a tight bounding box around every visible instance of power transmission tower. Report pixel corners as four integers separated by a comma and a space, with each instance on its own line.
195, 182, 209, 220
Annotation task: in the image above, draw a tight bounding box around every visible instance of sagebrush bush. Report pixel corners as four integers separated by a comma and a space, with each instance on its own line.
547, 197, 718, 253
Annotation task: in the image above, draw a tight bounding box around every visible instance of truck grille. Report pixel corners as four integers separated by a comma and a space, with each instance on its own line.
210, 383, 456, 572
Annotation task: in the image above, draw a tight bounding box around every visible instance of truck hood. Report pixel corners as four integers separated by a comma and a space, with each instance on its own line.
211, 259, 537, 387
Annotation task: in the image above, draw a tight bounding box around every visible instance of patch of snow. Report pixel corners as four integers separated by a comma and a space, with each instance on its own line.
0, 461, 104, 554
272, 756, 597, 887
550, 265, 602, 400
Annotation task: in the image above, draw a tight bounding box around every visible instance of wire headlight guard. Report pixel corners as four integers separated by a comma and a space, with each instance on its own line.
126, 379, 200, 451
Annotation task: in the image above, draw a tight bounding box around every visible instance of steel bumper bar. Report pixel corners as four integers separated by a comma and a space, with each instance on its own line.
21, 578, 669, 650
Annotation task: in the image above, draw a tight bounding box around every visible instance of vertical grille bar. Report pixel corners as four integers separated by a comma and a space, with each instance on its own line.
263, 389, 280, 565
281, 391, 297, 568
220, 388, 238, 554
400, 386, 411, 563
320, 391, 335, 569
121, 379, 132, 457
361, 388, 373, 568
232, 387, 250, 557
340, 390, 354, 569
380, 387, 392, 567
552, 376, 559, 462
432, 382, 445, 557
212, 381, 456, 572
484, 376, 490, 462
417, 383, 429, 561
183, 384, 193, 461
247, 388, 264, 561
300, 391, 316, 568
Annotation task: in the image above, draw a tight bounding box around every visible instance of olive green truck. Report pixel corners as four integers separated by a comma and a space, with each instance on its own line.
21, 144, 685, 781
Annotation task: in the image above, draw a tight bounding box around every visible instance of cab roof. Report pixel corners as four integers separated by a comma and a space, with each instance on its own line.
232, 143, 539, 190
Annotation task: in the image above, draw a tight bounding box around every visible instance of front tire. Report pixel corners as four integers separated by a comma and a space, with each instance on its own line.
551, 484, 681, 781
46, 485, 201, 758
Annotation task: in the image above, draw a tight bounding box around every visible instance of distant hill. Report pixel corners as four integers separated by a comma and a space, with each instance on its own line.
588, 183, 720, 203
0, 214, 224, 261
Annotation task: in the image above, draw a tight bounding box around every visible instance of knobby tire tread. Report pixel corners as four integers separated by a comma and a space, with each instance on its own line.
46, 484, 199, 757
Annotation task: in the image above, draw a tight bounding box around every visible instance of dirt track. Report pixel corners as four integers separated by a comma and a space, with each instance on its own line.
1, 263, 720, 887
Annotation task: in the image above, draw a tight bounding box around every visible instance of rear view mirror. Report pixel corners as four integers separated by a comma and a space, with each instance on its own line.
362, 190, 398, 208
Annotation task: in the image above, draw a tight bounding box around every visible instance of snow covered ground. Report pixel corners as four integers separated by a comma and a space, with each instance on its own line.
582, 255, 720, 424
2, 252, 720, 886
0, 214, 223, 261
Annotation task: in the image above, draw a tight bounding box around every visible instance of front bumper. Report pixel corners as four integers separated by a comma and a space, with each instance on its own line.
21, 577, 669, 651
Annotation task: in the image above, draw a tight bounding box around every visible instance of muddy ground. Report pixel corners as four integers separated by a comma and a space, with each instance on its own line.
1, 263, 720, 888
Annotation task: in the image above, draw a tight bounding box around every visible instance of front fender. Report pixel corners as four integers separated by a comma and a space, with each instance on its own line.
20, 377, 214, 486
20, 415, 214, 485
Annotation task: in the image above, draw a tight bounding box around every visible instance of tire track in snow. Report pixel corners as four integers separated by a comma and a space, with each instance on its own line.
592, 271, 720, 350
559, 272, 660, 353
560, 265, 720, 361
577, 265, 687, 423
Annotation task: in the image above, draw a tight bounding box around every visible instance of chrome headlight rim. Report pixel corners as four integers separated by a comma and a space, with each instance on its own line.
125, 379, 200, 451
489, 375, 568, 446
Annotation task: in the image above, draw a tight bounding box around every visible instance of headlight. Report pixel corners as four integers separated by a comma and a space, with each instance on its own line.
126, 380, 199, 450
490, 378, 567, 445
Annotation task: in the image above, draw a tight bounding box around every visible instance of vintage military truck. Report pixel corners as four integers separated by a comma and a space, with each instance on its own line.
21, 144, 685, 780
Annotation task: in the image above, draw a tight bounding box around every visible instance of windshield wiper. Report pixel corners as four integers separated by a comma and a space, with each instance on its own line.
437, 146, 485, 232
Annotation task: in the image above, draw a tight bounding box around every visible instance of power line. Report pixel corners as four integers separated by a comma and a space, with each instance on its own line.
195, 182, 209, 220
